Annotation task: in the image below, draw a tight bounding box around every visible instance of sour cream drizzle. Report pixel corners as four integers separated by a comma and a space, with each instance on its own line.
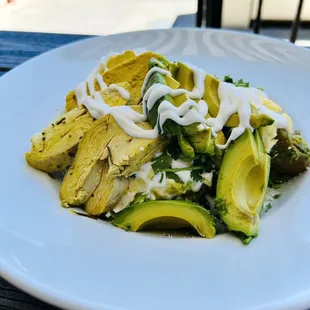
206, 82, 288, 149
75, 52, 132, 106
79, 65, 209, 140
75, 77, 130, 106
109, 84, 131, 101
78, 52, 288, 149
184, 63, 206, 99
96, 73, 107, 89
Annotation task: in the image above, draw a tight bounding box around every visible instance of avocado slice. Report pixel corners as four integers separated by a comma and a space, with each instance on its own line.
144, 59, 213, 159
143, 58, 179, 131
177, 133, 195, 159
215, 129, 270, 237
112, 200, 216, 238
168, 62, 179, 79
213, 130, 226, 168
258, 124, 278, 153
175, 62, 194, 91
182, 122, 214, 154
203, 75, 274, 128
252, 130, 271, 214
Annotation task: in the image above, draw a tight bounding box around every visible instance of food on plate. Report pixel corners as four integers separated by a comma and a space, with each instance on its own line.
25, 108, 94, 173
215, 129, 270, 237
112, 200, 216, 238
25, 49, 310, 244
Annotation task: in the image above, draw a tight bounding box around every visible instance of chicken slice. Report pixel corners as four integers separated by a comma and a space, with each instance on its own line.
85, 161, 128, 215
60, 114, 121, 206
25, 108, 94, 173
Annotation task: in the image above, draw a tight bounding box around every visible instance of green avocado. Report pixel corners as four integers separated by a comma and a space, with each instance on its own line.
168, 62, 179, 79
182, 123, 214, 154
204, 74, 274, 128
112, 200, 216, 238
215, 129, 270, 237
177, 132, 195, 159
176, 62, 194, 91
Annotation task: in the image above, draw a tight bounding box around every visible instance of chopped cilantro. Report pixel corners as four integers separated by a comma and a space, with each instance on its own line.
191, 169, 203, 182
257, 86, 264, 91
165, 166, 201, 173
166, 171, 182, 183
194, 154, 213, 172
235, 79, 249, 88
167, 137, 181, 160
151, 152, 172, 173
273, 194, 281, 199
189, 154, 214, 181
151, 151, 212, 183
159, 172, 164, 183
224, 75, 233, 84
214, 197, 229, 217
223, 75, 250, 88
264, 203, 272, 213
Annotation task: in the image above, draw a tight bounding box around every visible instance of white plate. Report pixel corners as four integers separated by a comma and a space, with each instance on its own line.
1, 28, 310, 310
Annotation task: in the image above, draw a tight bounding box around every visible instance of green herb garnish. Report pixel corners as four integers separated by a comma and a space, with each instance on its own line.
235, 79, 249, 88
166, 171, 182, 183
190, 169, 203, 182
224, 75, 233, 84
264, 203, 272, 213
190, 154, 214, 181
159, 172, 164, 183
214, 197, 229, 217
234, 232, 253, 245
223, 75, 250, 88
151, 153, 173, 174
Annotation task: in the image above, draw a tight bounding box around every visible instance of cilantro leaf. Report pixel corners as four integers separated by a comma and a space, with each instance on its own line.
167, 137, 182, 160
224, 75, 234, 84
261, 203, 272, 215
166, 171, 182, 183
190, 154, 215, 181
191, 169, 203, 182
193, 154, 213, 173
159, 172, 164, 183
151, 153, 172, 174
235, 79, 249, 88
223, 75, 250, 88
265, 203, 272, 211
